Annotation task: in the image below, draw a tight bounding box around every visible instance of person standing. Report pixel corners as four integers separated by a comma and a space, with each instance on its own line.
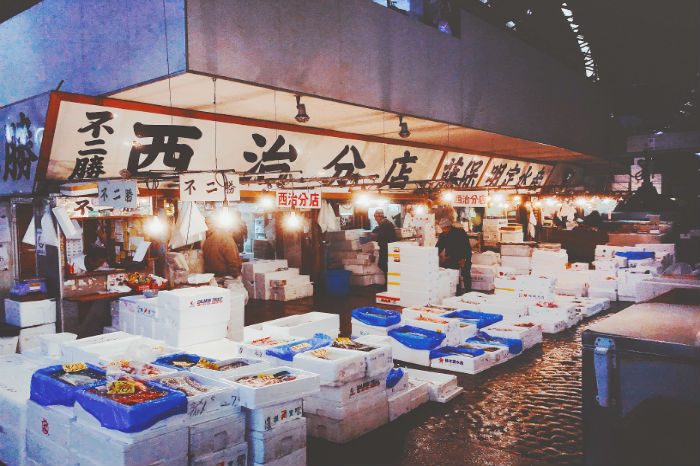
370, 209, 397, 284
203, 218, 242, 278
437, 217, 472, 293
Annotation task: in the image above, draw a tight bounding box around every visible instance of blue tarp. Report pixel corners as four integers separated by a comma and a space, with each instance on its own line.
388, 325, 446, 350
467, 331, 523, 354
30, 364, 106, 407
430, 345, 485, 360
265, 333, 333, 362
441, 310, 503, 328
351, 307, 402, 327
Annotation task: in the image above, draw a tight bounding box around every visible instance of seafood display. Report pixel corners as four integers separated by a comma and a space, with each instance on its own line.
159, 375, 210, 397
235, 371, 297, 387
88, 379, 167, 405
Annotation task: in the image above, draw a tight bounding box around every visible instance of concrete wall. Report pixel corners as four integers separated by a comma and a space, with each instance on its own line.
0, 0, 187, 106
187, 0, 610, 157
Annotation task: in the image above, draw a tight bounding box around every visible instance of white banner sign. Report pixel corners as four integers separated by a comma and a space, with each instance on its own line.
479, 158, 552, 187
276, 190, 322, 209
97, 180, 138, 208
436, 153, 490, 187
179, 173, 224, 202
453, 191, 489, 207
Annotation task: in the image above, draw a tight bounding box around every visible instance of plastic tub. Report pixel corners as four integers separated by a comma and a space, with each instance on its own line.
325, 270, 351, 296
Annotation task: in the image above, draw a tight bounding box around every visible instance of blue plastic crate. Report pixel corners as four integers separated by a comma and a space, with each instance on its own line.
351, 307, 401, 327
30, 363, 106, 407
441, 310, 503, 328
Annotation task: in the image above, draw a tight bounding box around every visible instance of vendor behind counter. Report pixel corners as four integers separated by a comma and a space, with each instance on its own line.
202, 217, 242, 278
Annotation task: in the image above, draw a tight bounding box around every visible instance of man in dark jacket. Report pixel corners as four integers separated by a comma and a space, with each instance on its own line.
371, 209, 397, 281
203, 220, 243, 278
437, 217, 472, 293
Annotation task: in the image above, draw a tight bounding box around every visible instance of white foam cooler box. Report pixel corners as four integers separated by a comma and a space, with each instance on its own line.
25, 430, 78, 466
245, 397, 303, 432
0, 355, 40, 466
388, 325, 446, 366
155, 372, 241, 421
237, 336, 304, 360
387, 380, 430, 421
247, 416, 307, 465
351, 307, 402, 338
305, 390, 388, 443
528, 300, 577, 325
226, 366, 320, 409
293, 346, 367, 386
18, 323, 56, 353
481, 322, 543, 350
528, 315, 568, 334
336, 335, 394, 377
259, 312, 339, 339
190, 441, 247, 466
4, 298, 56, 328
479, 298, 528, 320
312, 369, 390, 404
188, 411, 246, 458
404, 368, 462, 403
157, 286, 230, 326
375, 292, 400, 306
59, 331, 140, 362
71, 403, 189, 466
26, 400, 75, 447
461, 340, 510, 365
400, 316, 461, 346
252, 447, 305, 466
429, 345, 494, 374
190, 356, 271, 380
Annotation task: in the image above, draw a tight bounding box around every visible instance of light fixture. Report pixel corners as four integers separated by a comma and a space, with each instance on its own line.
145, 216, 167, 237
414, 205, 427, 215
512, 195, 522, 204
492, 192, 505, 204
398, 115, 410, 138
575, 197, 587, 206
441, 191, 455, 203
214, 206, 235, 229
505, 20, 516, 30
354, 193, 372, 207
259, 195, 275, 209
283, 212, 301, 230
294, 95, 310, 123
653, 129, 664, 136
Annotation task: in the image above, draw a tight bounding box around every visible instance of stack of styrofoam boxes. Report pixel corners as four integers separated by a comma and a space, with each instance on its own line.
464, 331, 523, 364
441, 291, 489, 311
637, 243, 675, 269
385, 368, 430, 421
516, 276, 557, 302
400, 307, 463, 346
471, 251, 501, 291
303, 335, 392, 443
404, 368, 463, 403
481, 320, 543, 351
500, 243, 533, 276
268, 274, 314, 301
351, 307, 402, 338
255, 267, 302, 301
59, 332, 141, 363
531, 248, 568, 278
157, 286, 231, 347
241, 259, 288, 300
222, 279, 247, 341
499, 224, 524, 243
527, 299, 578, 333
555, 296, 610, 319
483, 217, 507, 247
385, 241, 405, 300
0, 354, 40, 466
555, 269, 590, 298
258, 312, 340, 340
589, 245, 621, 301
388, 324, 446, 366
226, 366, 320, 466
432, 268, 459, 303
479, 294, 529, 321
327, 230, 385, 287
4, 298, 56, 353
410, 213, 437, 247
396, 242, 440, 307
155, 371, 248, 466
118, 295, 148, 335
70, 375, 190, 466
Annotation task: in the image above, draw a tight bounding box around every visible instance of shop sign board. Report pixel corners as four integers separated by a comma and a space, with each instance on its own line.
436, 153, 490, 187
478, 158, 552, 188
453, 191, 488, 207
97, 180, 138, 208
276, 190, 322, 209
56, 196, 152, 218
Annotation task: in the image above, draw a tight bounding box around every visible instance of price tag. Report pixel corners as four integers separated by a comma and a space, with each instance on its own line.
335, 337, 352, 343
62, 362, 87, 373
108, 359, 130, 367
196, 358, 219, 370
290, 342, 312, 352
173, 361, 193, 368
256, 374, 274, 379
310, 349, 328, 359
107, 379, 136, 395
152, 346, 163, 352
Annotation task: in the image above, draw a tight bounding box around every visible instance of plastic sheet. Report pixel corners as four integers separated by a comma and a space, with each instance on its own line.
615, 251, 654, 260
441, 310, 503, 328
430, 345, 485, 359
388, 325, 446, 350
385, 367, 405, 389
30, 363, 106, 406
76, 379, 187, 433
351, 307, 401, 327
154, 353, 216, 371
469, 331, 523, 354
264, 333, 333, 362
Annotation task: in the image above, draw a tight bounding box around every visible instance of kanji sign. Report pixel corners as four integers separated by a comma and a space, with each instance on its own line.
276, 190, 322, 209
453, 191, 489, 207
97, 180, 138, 208
179, 173, 226, 202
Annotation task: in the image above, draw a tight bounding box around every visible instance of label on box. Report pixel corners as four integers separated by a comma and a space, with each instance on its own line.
197, 358, 219, 370
290, 342, 311, 351
62, 362, 87, 373
108, 379, 135, 395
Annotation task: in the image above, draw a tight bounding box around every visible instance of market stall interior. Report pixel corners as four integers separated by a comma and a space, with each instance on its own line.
1, 1, 699, 465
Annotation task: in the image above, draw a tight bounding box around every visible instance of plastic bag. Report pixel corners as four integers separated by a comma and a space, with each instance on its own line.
469, 331, 523, 354
385, 367, 405, 389
429, 345, 485, 360
30, 363, 106, 406
663, 262, 693, 276
441, 310, 503, 328
388, 325, 446, 350
351, 307, 401, 327
318, 201, 340, 233
265, 333, 333, 362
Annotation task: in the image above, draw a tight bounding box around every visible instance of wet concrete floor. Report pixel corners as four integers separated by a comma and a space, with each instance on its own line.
245, 286, 630, 466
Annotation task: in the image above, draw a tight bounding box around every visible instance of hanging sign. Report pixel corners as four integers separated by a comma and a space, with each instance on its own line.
453, 191, 489, 207
55, 196, 152, 218
179, 173, 225, 202
436, 153, 490, 187
276, 190, 322, 209
97, 180, 138, 208
478, 158, 551, 188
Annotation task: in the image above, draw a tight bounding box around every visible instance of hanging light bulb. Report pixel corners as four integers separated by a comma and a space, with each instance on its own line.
215, 206, 235, 229
283, 212, 301, 230
398, 115, 410, 138
145, 216, 167, 237
414, 204, 427, 215
294, 95, 310, 123
441, 191, 455, 203
259, 195, 274, 209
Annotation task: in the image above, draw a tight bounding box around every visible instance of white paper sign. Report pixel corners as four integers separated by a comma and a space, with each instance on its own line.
97, 180, 138, 208
0, 215, 10, 243
133, 240, 151, 262
179, 173, 226, 202
453, 191, 489, 207
276, 190, 322, 209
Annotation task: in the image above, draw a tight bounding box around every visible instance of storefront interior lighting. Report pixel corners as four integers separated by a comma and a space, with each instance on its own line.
354, 192, 371, 207
441, 191, 455, 203
512, 195, 521, 204
398, 115, 410, 138
283, 212, 302, 230
414, 204, 427, 215
145, 216, 167, 237
491, 192, 505, 204
294, 95, 310, 123
214, 206, 235, 229
258, 195, 275, 209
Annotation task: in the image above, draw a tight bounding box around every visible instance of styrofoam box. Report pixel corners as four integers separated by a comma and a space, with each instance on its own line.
472, 251, 501, 266
293, 346, 366, 386
245, 397, 303, 432
386, 370, 409, 396
528, 302, 576, 323
588, 288, 617, 302
226, 366, 319, 409
529, 315, 567, 334
305, 394, 388, 443
313, 369, 390, 404
430, 348, 494, 374
157, 286, 231, 326
345, 335, 393, 377
26, 400, 75, 447
398, 290, 431, 308
157, 320, 228, 348
389, 335, 435, 366
72, 403, 188, 466
64, 335, 146, 365
119, 295, 148, 334
351, 319, 401, 338
401, 306, 457, 320
190, 357, 271, 380
0, 335, 18, 356
501, 255, 532, 271
401, 317, 461, 346
25, 430, 77, 466
157, 372, 241, 421
260, 312, 340, 339
18, 323, 56, 353
376, 292, 400, 306
462, 341, 509, 364
4, 298, 56, 328
247, 416, 307, 464
188, 411, 246, 458
304, 386, 383, 419
237, 337, 304, 360
60, 331, 137, 361
482, 322, 542, 350
0, 425, 27, 466
255, 269, 300, 300
243, 260, 289, 285
387, 380, 430, 421
500, 243, 532, 257
39, 332, 77, 358
0, 355, 40, 466
494, 277, 517, 294
184, 338, 241, 361
252, 447, 305, 466
479, 298, 528, 320
403, 369, 460, 403
191, 441, 247, 466
243, 323, 269, 341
